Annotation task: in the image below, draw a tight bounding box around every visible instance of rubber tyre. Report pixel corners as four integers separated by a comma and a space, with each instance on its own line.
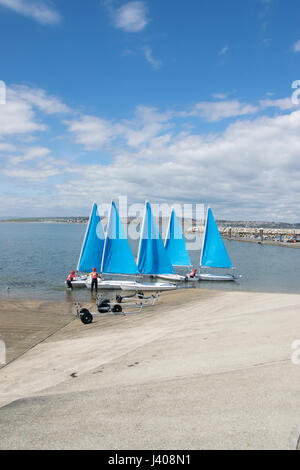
98, 299, 111, 313
80, 311, 93, 324
80, 308, 90, 315
112, 304, 122, 313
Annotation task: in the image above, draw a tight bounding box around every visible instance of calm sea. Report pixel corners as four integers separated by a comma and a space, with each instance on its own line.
0, 222, 299, 301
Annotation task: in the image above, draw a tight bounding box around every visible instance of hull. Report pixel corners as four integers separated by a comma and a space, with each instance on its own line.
85, 279, 136, 290
154, 274, 186, 282
198, 274, 234, 282
120, 282, 176, 292
65, 276, 88, 288
198, 273, 235, 281
186, 273, 235, 282
86, 279, 176, 291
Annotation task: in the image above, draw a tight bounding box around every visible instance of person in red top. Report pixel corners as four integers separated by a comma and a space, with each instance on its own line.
89, 267, 102, 293
66, 270, 76, 290
189, 268, 197, 279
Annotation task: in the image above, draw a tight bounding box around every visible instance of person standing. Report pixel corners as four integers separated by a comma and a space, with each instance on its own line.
89, 267, 102, 293
66, 270, 76, 290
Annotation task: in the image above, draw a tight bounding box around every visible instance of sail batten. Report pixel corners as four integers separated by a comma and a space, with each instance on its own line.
77, 202, 105, 273
200, 207, 233, 268
101, 201, 139, 274
165, 209, 191, 267
138, 202, 174, 275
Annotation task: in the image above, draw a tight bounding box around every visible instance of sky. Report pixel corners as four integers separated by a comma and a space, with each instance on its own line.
0, 0, 300, 221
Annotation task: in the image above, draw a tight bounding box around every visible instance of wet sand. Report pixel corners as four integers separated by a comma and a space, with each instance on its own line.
0, 289, 300, 450
0, 298, 74, 368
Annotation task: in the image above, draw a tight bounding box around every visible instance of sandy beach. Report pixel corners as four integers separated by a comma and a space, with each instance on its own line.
0, 288, 299, 450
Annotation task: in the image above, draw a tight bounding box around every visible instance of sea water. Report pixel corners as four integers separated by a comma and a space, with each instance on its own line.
0, 222, 299, 300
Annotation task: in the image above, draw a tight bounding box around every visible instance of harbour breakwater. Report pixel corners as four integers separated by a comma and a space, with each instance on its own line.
187, 226, 300, 248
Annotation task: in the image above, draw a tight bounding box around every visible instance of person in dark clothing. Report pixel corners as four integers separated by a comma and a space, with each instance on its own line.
89, 267, 102, 293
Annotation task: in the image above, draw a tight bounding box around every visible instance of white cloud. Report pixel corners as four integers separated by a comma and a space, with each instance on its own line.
65, 105, 172, 150
0, 92, 44, 136
65, 115, 114, 150
187, 100, 258, 122
143, 46, 161, 69
0, 142, 16, 152
3, 84, 300, 221
212, 93, 228, 100
293, 39, 300, 53
0, 85, 73, 193
0, 0, 61, 25
260, 97, 297, 110
54, 106, 300, 220
219, 45, 229, 55
10, 146, 50, 165
113, 1, 149, 32
2, 165, 61, 180
0, 85, 70, 137
118, 106, 171, 147
12, 85, 70, 114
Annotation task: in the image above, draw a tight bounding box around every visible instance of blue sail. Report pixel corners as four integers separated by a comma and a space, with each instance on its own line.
200, 208, 233, 268
138, 202, 174, 275
165, 209, 191, 267
77, 202, 105, 272
101, 201, 139, 274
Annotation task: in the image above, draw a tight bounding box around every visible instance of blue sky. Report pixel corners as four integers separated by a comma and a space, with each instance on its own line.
0, 0, 300, 220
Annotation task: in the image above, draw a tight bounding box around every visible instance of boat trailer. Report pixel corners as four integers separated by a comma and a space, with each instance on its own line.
76, 290, 160, 324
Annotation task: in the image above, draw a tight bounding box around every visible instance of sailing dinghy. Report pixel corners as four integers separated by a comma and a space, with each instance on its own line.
137, 201, 179, 281
156, 208, 191, 282
86, 201, 176, 292
194, 207, 235, 281
66, 201, 104, 288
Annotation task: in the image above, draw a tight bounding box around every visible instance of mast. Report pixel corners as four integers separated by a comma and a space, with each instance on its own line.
199, 206, 209, 268
77, 201, 96, 272
137, 201, 147, 267
100, 200, 113, 274
164, 207, 173, 247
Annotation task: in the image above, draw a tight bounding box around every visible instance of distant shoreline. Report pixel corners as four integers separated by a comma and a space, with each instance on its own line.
224, 236, 300, 249
2, 218, 300, 230
0, 219, 88, 224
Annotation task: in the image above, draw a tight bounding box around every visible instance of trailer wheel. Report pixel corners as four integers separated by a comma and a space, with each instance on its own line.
112, 304, 122, 313
80, 310, 93, 324
98, 299, 111, 313
79, 308, 90, 315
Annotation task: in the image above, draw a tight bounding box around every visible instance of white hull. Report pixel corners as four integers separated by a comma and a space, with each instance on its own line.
198, 273, 235, 281
154, 274, 186, 282
187, 273, 235, 282
120, 282, 176, 292
65, 276, 88, 288
86, 279, 176, 291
